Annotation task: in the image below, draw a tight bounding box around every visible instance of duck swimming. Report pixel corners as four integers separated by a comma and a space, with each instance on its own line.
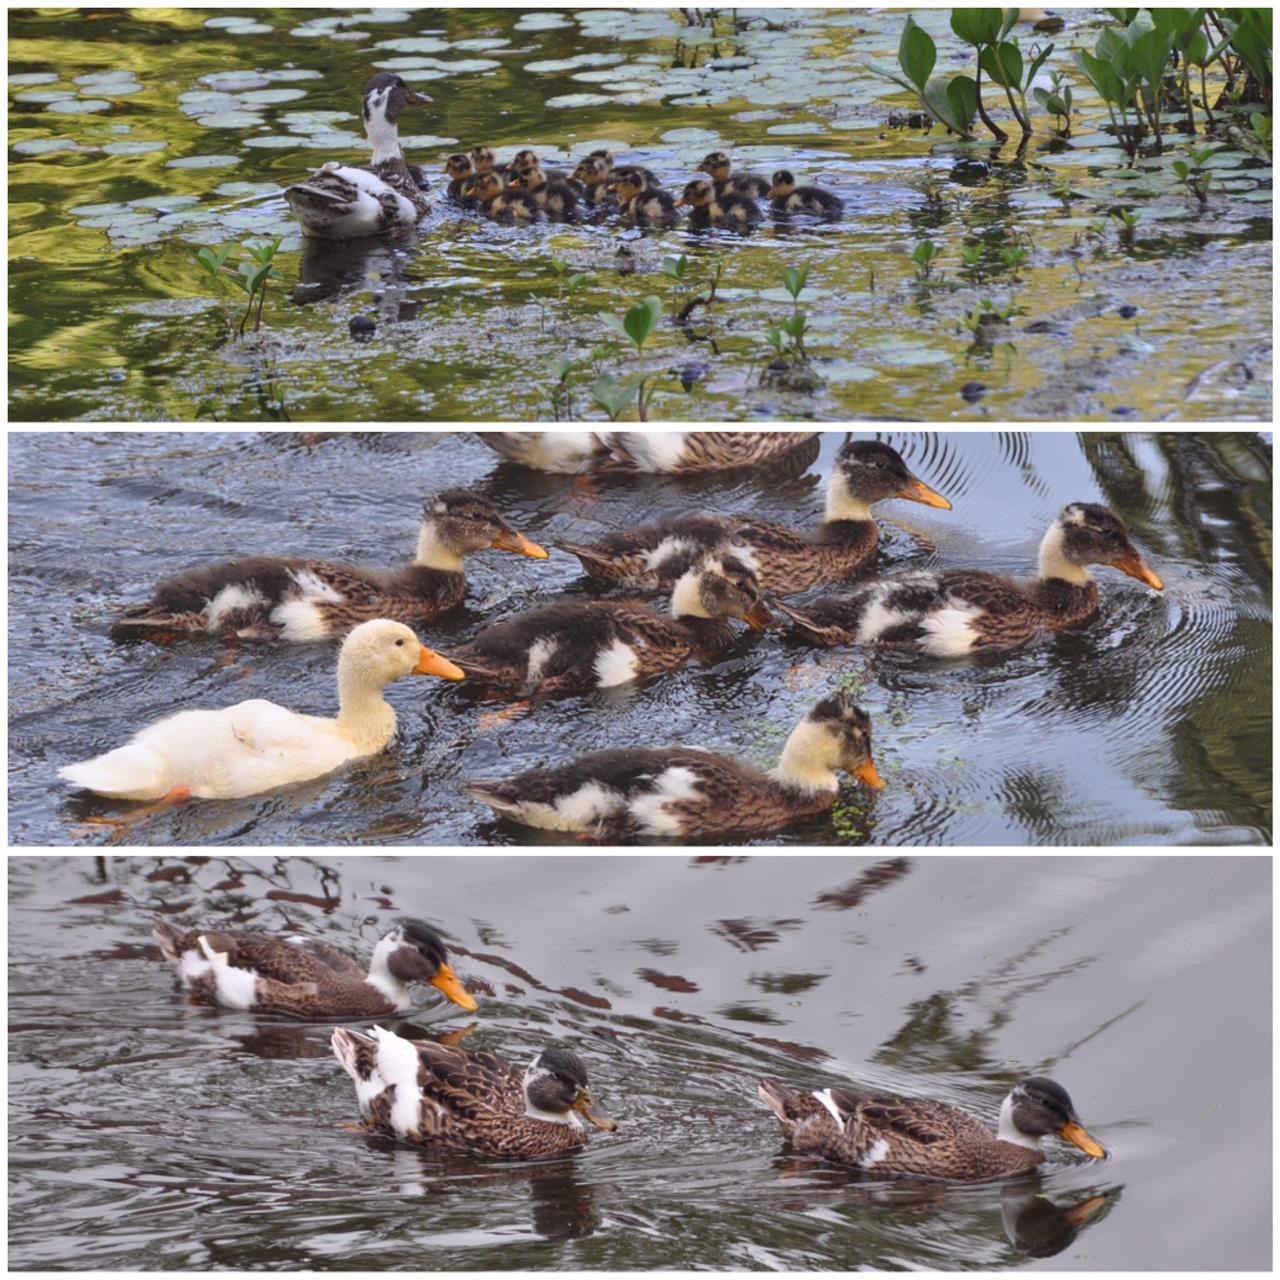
285, 73, 431, 239
694, 150, 772, 199
775, 502, 1164, 654
767, 169, 845, 219
59, 619, 464, 802
758, 1075, 1106, 1182
462, 692, 884, 842
332, 1027, 618, 1157
153, 918, 477, 1018
675, 178, 763, 230
111, 489, 548, 642
554, 439, 951, 591
441, 553, 770, 693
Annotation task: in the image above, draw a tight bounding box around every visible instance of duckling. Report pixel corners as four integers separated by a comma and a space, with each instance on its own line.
441, 553, 770, 693
675, 178, 763, 230
332, 1028, 618, 1157
285, 73, 431, 238
471, 171, 543, 223
462, 692, 885, 842
153, 918, 477, 1017
59, 619, 464, 802
511, 160, 581, 218
554, 439, 951, 591
509, 148, 573, 184
111, 489, 549, 642
767, 169, 845, 219
441, 152, 478, 203
694, 150, 772, 199
612, 170, 682, 228
477, 431, 820, 475
758, 1075, 1106, 1182
775, 502, 1164, 654
570, 155, 617, 208
469, 144, 511, 181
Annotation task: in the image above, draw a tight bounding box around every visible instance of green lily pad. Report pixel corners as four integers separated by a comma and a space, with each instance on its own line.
13, 138, 80, 155
48, 98, 113, 114
375, 37, 453, 53
14, 89, 78, 104
515, 13, 572, 30
197, 113, 268, 130
238, 88, 309, 104
9, 72, 60, 86
241, 134, 305, 148
102, 140, 168, 155
546, 93, 613, 109
661, 127, 724, 145
202, 73, 271, 91
68, 200, 132, 216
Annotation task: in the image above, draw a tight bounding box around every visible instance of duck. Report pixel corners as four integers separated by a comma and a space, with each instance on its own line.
511, 160, 581, 218
469, 144, 511, 181
675, 178, 763, 230
285, 73, 432, 239
509, 148, 574, 184
758, 1075, 1106, 1182
612, 170, 682, 228
471, 171, 543, 222
441, 553, 770, 693
441, 152, 478, 204
774, 502, 1164, 655
110, 489, 548, 642
587, 150, 663, 187
767, 169, 845, 219
152, 918, 477, 1018
570, 155, 617, 208
462, 691, 885, 842
553, 439, 952, 592
331, 1027, 618, 1157
694, 150, 772, 199
59, 619, 465, 802
477, 431, 613, 473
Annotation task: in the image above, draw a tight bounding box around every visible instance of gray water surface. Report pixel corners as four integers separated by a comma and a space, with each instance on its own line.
6, 854, 1272, 1271
8, 429, 1271, 847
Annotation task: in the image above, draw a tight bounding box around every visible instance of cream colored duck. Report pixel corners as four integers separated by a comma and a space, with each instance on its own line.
477, 431, 820, 475
59, 619, 464, 802
285, 73, 431, 239
462, 692, 885, 842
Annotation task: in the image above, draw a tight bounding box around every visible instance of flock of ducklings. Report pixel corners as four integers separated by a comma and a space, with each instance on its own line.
60, 430, 1165, 846
151, 908, 1106, 1174
442, 144, 846, 227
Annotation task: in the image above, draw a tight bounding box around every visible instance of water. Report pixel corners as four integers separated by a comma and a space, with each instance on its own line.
8, 8, 1272, 422
6, 853, 1271, 1270
8, 429, 1272, 847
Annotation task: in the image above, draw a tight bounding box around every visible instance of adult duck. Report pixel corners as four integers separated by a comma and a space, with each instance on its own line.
758, 1075, 1106, 1182
775, 502, 1163, 654
59, 619, 464, 802
462, 692, 885, 841
554, 439, 951, 591
332, 1027, 618, 1157
441, 553, 770, 693
285, 73, 431, 238
111, 489, 548, 642
153, 918, 477, 1017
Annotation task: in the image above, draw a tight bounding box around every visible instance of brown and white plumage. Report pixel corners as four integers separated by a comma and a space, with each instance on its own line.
441, 152, 478, 203
694, 150, 772, 199
675, 178, 763, 230
511, 160, 582, 218
471, 171, 543, 222
758, 1075, 1106, 1182
776, 502, 1164, 655
331, 1028, 618, 1157
111, 489, 548, 642
612, 170, 682, 228
462, 692, 885, 842
570, 155, 617, 208
285, 74, 431, 238
554, 439, 951, 591
153, 918, 477, 1018
767, 169, 845, 219
441, 553, 770, 693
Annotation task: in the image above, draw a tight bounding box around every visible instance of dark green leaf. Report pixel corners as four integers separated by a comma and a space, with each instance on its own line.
899, 15, 937, 92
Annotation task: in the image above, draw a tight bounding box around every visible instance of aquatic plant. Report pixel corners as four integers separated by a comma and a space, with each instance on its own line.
195, 237, 283, 338
1172, 145, 1219, 205
911, 240, 940, 283
599, 294, 662, 421
863, 14, 979, 140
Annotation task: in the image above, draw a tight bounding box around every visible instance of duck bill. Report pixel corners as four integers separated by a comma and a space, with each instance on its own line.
492, 530, 550, 560
1112, 551, 1163, 591
741, 601, 773, 631
430, 962, 478, 1011
415, 646, 467, 681
673, 198, 689, 209
1059, 1120, 1107, 1159
898, 475, 953, 511
853, 758, 887, 791
574, 1090, 619, 1133
406, 90, 433, 105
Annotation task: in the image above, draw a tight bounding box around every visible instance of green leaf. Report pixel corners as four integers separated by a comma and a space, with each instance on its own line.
196, 244, 233, 276
623, 295, 661, 349
1129, 27, 1174, 89
590, 371, 641, 419
950, 8, 1003, 48
921, 76, 972, 135
980, 40, 1024, 90
780, 265, 810, 299
947, 74, 979, 131
899, 15, 937, 93
662, 254, 688, 280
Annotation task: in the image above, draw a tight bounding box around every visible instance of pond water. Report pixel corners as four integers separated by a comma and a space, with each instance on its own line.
8, 429, 1272, 848
6, 853, 1272, 1271
8, 7, 1272, 423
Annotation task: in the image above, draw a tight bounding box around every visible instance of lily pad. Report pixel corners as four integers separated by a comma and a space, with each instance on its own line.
132, 195, 202, 211
102, 140, 168, 155
374, 37, 453, 53
9, 72, 60, 86
242, 134, 305, 148
202, 73, 271, 91
197, 113, 268, 130
13, 138, 81, 155
546, 93, 613, 109
237, 88, 310, 105
767, 122, 829, 136
13, 89, 79, 104
515, 12, 572, 30
48, 99, 113, 114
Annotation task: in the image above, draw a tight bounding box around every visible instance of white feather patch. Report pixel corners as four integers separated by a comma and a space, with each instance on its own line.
271, 599, 331, 642
552, 780, 627, 830
628, 765, 701, 836
370, 1027, 425, 1138
205, 582, 269, 630
918, 601, 984, 656
198, 937, 260, 1010
524, 637, 559, 686
593, 638, 639, 687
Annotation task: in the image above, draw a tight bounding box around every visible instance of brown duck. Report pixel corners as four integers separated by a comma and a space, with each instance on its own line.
153, 919, 477, 1018
111, 489, 548, 642
554, 439, 951, 591
758, 1075, 1106, 1182
331, 1027, 618, 1157
775, 502, 1163, 654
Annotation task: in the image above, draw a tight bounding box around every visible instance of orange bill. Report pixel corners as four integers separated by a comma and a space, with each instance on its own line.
853, 758, 887, 791
1059, 1120, 1107, 1159
415, 646, 466, 680
742, 601, 773, 631
430, 962, 479, 1011
493, 530, 550, 560
898, 475, 953, 510
1112, 551, 1163, 591
673, 197, 689, 208
574, 1089, 619, 1132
